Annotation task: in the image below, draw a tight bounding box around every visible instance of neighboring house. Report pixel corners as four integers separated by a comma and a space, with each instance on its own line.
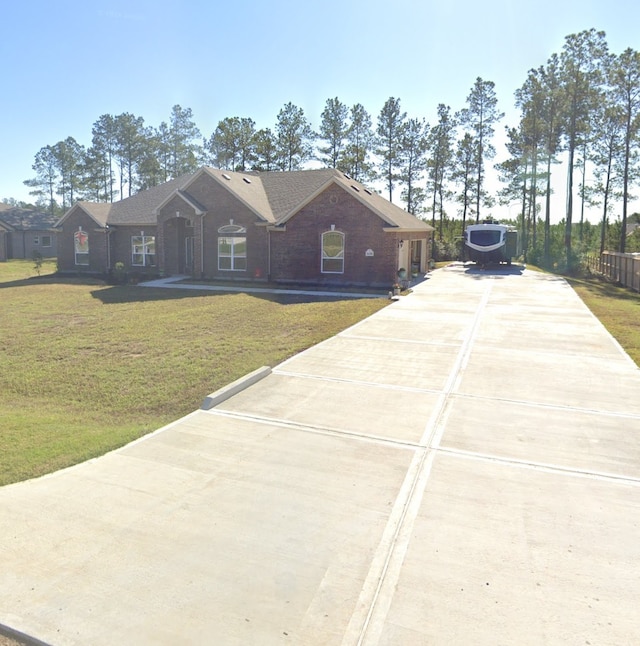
0, 204, 58, 260
0, 219, 9, 261
56, 167, 434, 288
627, 221, 640, 236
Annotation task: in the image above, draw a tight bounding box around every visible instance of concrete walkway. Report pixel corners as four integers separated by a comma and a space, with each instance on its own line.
1, 264, 639, 645
138, 274, 385, 299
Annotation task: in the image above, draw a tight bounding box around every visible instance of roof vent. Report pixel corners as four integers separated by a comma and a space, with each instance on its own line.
222, 173, 231, 180
344, 173, 352, 180
351, 185, 360, 192
243, 177, 251, 184
364, 188, 372, 195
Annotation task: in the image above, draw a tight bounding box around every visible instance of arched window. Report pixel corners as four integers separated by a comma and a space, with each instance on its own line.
218, 223, 247, 271
218, 224, 247, 234
321, 230, 344, 273
74, 229, 89, 265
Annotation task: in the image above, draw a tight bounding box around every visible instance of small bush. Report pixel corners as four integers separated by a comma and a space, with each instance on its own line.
32, 251, 43, 276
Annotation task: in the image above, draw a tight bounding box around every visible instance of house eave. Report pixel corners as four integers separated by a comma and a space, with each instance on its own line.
108, 222, 159, 229
383, 226, 434, 234
152, 189, 206, 217
56, 203, 110, 229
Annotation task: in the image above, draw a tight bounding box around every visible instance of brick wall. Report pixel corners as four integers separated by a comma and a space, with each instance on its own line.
270, 184, 403, 288
57, 210, 108, 274
185, 173, 269, 280
55, 172, 430, 285
109, 224, 160, 276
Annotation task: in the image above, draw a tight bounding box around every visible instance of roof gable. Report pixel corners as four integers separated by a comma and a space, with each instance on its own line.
273, 171, 433, 231
153, 189, 206, 216
182, 167, 275, 222
331, 174, 433, 230
55, 202, 112, 228
260, 169, 338, 221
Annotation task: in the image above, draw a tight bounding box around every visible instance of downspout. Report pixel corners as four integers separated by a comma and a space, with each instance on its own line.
267, 227, 271, 280
105, 226, 111, 270
201, 213, 205, 278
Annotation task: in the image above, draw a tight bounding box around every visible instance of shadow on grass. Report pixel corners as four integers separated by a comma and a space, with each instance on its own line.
567, 274, 640, 305
0, 274, 104, 289
90, 284, 383, 306
0, 269, 391, 305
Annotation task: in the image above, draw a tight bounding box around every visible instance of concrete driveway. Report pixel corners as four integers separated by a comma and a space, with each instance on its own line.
1, 264, 639, 645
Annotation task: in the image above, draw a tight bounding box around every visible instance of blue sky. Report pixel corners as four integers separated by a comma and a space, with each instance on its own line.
1, 0, 639, 221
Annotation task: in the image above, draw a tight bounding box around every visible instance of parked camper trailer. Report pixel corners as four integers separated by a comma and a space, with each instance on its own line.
464, 221, 520, 266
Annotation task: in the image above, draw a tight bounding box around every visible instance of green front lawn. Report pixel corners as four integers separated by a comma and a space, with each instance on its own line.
0, 260, 389, 485
2, 260, 638, 487
566, 273, 640, 366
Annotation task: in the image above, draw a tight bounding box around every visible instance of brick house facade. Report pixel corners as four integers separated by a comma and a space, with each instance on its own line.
56, 168, 433, 288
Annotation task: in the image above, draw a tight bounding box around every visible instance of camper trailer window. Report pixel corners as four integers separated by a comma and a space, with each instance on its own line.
470, 230, 502, 246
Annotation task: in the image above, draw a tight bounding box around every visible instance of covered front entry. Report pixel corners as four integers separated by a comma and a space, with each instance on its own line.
162, 216, 195, 275
397, 237, 429, 282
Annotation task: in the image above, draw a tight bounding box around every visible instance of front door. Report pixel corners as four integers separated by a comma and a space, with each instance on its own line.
184, 236, 194, 275
411, 240, 422, 276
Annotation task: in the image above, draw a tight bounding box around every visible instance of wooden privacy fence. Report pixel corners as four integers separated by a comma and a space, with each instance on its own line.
587, 252, 640, 292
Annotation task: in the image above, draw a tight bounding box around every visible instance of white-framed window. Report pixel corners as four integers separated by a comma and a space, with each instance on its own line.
41, 235, 51, 247
218, 224, 247, 271
132, 234, 156, 267
321, 230, 344, 273
74, 229, 89, 265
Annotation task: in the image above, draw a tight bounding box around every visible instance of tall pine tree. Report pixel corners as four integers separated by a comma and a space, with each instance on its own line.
376, 97, 406, 201
275, 103, 314, 171
608, 47, 640, 252
317, 97, 349, 169
340, 103, 374, 181
458, 78, 503, 222
559, 29, 608, 264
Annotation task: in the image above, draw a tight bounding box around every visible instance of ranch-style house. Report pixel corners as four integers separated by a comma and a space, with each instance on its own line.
56, 167, 434, 288
0, 204, 58, 261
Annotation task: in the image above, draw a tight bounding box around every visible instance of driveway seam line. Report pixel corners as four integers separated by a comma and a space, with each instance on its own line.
343, 282, 494, 646
201, 409, 423, 450
436, 446, 640, 486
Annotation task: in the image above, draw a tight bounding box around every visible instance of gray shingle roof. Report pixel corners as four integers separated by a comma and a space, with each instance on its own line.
108, 172, 198, 225
260, 168, 338, 221
261, 168, 432, 231
327, 171, 432, 230
0, 207, 58, 230
66, 202, 112, 227
58, 167, 433, 232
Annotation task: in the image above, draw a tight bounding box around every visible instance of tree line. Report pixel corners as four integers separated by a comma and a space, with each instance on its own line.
499, 28, 640, 265
14, 28, 640, 270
